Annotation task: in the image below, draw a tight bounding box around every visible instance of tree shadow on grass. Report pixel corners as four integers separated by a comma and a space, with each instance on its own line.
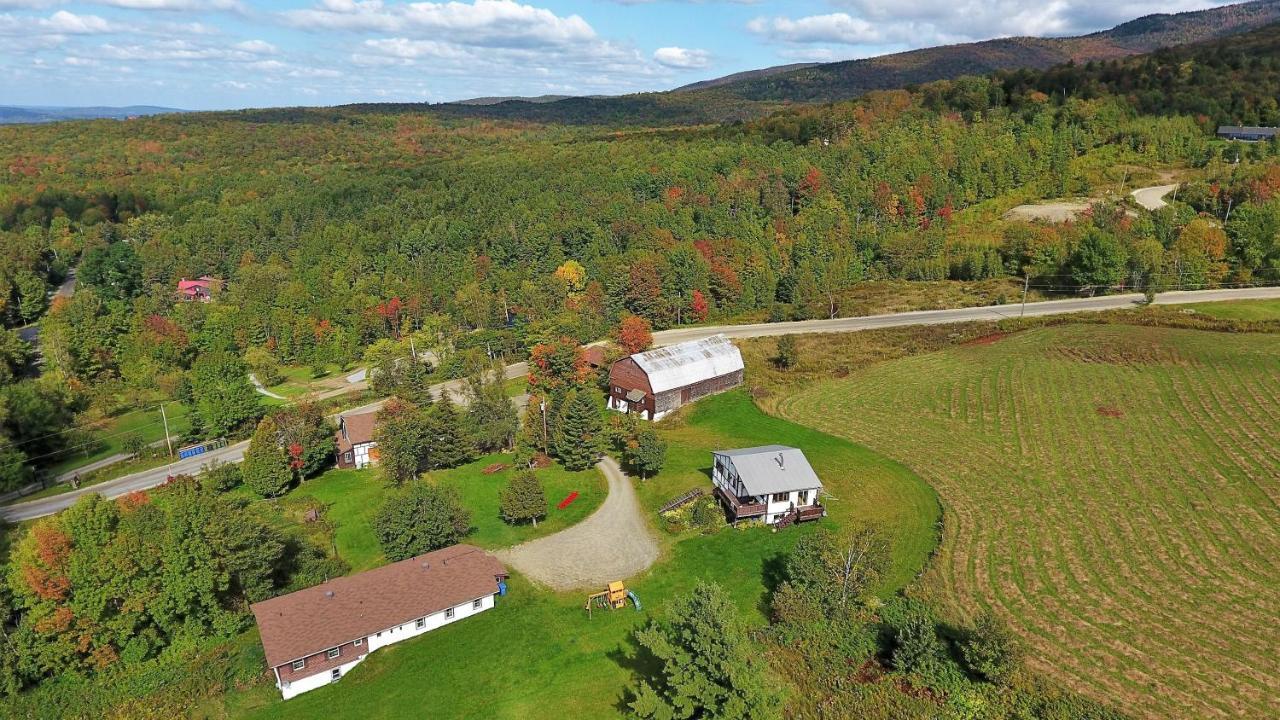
758, 552, 788, 618
606, 630, 659, 715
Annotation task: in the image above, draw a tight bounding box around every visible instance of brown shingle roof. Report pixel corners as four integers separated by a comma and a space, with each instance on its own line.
335, 411, 378, 453
250, 544, 506, 669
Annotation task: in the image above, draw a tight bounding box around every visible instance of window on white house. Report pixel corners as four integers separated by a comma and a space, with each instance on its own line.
343, 452, 353, 464
330, 668, 341, 682
327, 647, 340, 660
772, 492, 789, 503
797, 490, 809, 504
416, 617, 426, 629
354, 637, 363, 647
445, 607, 455, 619
473, 598, 483, 610
291, 659, 305, 671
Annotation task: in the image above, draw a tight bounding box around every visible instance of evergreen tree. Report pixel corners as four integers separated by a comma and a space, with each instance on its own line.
630, 582, 780, 720
372, 483, 471, 562
424, 394, 473, 470
499, 469, 546, 526
555, 390, 602, 471
242, 415, 292, 498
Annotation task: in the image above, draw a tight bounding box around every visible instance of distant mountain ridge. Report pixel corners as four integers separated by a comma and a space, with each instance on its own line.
0, 105, 182, 125
694, 0, 1280, 102
419, 0, 1280, 124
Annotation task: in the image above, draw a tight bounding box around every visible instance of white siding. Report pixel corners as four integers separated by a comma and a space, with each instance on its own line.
763, 489, 820, 524
280, 655, 365, 700
352, 442, 376, 469
275, 593, 496, 700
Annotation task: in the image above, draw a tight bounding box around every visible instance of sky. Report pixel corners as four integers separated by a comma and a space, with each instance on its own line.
0, 0, 1241, 110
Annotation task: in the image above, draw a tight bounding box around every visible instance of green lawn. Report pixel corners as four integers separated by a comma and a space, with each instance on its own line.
434, 456, 605, 549
263, 364, 346, 399
1183, 297, 1280, 321
280, 457, 606, 571
774, 324, 1280, 719
211, 392, 939, 720
47, 403, 192, 477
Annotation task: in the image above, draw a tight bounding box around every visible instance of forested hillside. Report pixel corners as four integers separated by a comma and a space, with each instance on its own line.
412, 0, 1280, 125
996, 21, 1280, 126
711, 0, 1280, 103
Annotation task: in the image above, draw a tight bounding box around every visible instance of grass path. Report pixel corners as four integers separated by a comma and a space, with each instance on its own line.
775, 324, 1280, 719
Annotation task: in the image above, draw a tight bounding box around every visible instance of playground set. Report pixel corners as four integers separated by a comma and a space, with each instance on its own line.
583, 581, 642, 618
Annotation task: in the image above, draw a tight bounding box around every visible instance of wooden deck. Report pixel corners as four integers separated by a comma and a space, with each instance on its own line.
714, 486, 766, 519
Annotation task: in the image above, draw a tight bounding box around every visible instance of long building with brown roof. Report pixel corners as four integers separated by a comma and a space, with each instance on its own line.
250, 544, 507, 700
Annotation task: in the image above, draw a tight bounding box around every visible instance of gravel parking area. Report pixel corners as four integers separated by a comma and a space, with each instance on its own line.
496, 456, 659, 591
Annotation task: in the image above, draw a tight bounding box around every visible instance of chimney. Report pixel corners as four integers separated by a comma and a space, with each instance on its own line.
776, 452, 785, 470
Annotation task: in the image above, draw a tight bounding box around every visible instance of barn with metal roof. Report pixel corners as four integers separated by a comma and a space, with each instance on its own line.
607, 335, 744, 421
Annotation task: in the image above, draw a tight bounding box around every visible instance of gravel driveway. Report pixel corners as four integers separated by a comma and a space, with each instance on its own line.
496, 456, 660, 591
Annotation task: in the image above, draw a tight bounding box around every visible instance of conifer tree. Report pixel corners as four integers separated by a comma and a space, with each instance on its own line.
424, 394, 473, 470
499, 469, 546, 527
630, 582, 780, 720
555, 390, 602, 471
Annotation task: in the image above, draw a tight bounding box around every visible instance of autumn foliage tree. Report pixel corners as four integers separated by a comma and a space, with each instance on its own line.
615, 315, 653, 355
5, 481, 287, 690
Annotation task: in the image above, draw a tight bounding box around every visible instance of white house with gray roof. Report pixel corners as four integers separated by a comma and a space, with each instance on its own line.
711, 445, 825, 525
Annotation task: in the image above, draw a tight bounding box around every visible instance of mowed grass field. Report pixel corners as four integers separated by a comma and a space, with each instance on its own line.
774, 323, 1280, 719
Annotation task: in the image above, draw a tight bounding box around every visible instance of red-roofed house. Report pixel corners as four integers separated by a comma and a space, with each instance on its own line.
250, 544, 507, 700
176, 276, 221, 302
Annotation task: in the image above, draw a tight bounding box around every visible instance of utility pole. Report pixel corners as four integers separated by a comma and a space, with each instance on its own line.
1021, 275, 1030, 317
159, 403, 174, 458
540, 400, 548, 456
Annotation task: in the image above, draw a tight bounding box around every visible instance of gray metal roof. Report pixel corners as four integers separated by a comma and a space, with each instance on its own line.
714, 445, 822, 495
631, 334, 743, 394
1217, 125, 1278, 136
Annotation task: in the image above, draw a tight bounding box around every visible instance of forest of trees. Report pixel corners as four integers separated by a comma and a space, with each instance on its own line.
0, 36, 1278, 486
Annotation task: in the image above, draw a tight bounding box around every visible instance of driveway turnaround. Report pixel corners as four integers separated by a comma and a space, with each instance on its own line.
496, 456, 659, 591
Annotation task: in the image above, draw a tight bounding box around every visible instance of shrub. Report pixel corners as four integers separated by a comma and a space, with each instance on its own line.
372, 483, 471, 562
961, 611, 1023, 685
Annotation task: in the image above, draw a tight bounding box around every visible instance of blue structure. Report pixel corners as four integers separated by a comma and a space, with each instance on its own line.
627, 590, 642, 611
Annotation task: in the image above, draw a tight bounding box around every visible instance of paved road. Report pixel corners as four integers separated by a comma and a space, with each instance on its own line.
495, 456, 659, 590
650, 287, 1280, 346
4, 286, 1276, 523
1131, 184, 1178, 211
15, 268, 76, 359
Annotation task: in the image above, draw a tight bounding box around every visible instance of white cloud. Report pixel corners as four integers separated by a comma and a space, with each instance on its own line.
284, 0, 597, 48
652, 46, 709, 69
216, 79, 249, 89
95, 0, 245, 12
747, 13, 882, 45
754, 1, 1236, 51
0, 9, 117, 35
234, 39, 276, 54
